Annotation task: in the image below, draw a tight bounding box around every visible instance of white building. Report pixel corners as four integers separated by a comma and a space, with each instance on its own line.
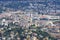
1, 19, 8, 26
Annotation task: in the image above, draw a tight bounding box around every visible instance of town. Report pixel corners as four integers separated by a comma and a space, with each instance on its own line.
0, 0, 60, 40
0, 10, 60, 40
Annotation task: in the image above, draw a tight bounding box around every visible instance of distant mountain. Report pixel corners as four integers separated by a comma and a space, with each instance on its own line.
0, 1, 60, 15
